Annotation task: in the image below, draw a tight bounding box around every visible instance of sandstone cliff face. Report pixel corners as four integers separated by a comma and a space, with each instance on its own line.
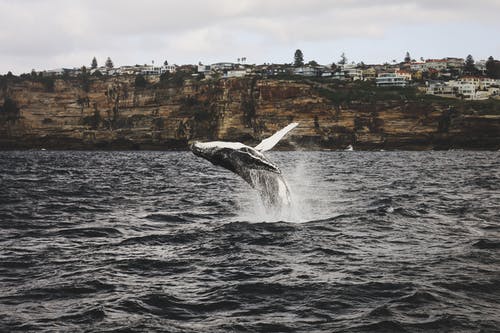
1, 76, 499, 150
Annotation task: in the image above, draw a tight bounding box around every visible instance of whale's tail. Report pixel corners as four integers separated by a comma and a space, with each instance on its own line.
254, 123, 299, 152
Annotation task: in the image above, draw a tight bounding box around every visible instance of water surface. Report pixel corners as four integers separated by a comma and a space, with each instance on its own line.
1, 151, 499, 332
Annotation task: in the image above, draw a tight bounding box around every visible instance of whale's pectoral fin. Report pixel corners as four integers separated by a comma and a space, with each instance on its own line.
254, 122, 299, 152
229, 149, 280, 173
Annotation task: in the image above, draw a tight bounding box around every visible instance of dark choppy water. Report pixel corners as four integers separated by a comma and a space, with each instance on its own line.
1, 150, 499, 332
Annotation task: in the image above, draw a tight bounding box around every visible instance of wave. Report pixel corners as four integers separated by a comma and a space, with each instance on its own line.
119, 232, 199, 246
55, 227, 122, 238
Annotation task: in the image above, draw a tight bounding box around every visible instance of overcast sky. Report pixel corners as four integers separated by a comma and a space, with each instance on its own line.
1, 0, 499, 74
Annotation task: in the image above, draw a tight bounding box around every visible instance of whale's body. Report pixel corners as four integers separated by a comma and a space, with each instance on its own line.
191, 123, 298, 209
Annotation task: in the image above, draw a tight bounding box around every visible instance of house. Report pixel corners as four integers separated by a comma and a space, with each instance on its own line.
163, 65, 177, 73
453, 82, 481, 100
460, 76, 500, 90
426, 78, 497, 100
106, 68, 120, 76
342, 65, 363, 81
332, 70, 346, 80
395, 69, 412, 81
224, 69, 247, 78
140, 67, 161, 76
410, 62, 426, 72
139, 65, 177, 76
211, 62, 236, 71
269, 64, 290, 76
197, 64, 212, 75
426, 81, 456, 96
293, 66, 322, 77
376, 73, 408, 87
445, 57, 464, 69
42, 68, 67, 77
118, 66, 137, 75
320, 69, 334, 77
425, 59, 447, 71
362, 67, 377, 81
475, 60, 487, 74
90, 66, 108, 75
488, 87, 500, 98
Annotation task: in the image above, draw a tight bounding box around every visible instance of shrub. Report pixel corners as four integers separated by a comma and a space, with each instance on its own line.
82, 109, 100, 129
0, 97, 20, 121
134, 74, 147, 88
41, 77, 55, 92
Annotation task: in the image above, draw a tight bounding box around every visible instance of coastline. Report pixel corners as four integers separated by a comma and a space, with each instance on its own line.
2, 76, 500, 151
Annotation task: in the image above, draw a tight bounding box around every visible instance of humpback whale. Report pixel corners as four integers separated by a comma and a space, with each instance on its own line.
191, 123, 299, 209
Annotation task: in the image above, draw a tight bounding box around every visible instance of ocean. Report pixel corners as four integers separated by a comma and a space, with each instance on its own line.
1, 150, 499, 332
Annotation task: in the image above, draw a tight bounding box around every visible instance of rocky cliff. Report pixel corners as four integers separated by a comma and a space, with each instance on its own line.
1, 75, 499, 150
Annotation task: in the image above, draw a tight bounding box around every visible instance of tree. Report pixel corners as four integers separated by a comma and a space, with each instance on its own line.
0, 97, 20, 121
105, 57, 114, 69
163, 60, 168, 66
404, 51, 411, 63
338, 52, 347, 65
160, 70, 171, 83
80, 66, 90, 92
1, 97, 19, 114
134, 74, 147, 88
464, 54, 475, 74
485, 56, 497, 78
294, 49, 304, 67
307, 60, 319, 67
91, 57, 98, 69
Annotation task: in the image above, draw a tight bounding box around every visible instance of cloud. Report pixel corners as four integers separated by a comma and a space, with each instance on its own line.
0, 0, 499, 73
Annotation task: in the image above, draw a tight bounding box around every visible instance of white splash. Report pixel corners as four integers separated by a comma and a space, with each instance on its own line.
234, 155, 339, 223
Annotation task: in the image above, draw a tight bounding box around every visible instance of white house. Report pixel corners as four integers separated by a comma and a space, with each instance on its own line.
376, 73, 408, 87
475, 60, 487, 74
293, 66, 321, 77
224, 69, 247, 78
426, 79, 496, 100
163, 65, 177, 73
410, 62, 426, 72
211, 62, 236, 71
197, 64, 212, 75
342, 65, 363, 80
118, 66, 137, 75
42, 68, 67, 77
140, 65, 174, 76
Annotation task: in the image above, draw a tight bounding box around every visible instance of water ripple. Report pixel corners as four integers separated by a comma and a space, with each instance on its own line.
0, 150, 499, 332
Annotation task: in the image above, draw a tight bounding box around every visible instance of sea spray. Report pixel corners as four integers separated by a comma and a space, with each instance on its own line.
247, 169, 291, 209
235, 152, 339, 223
